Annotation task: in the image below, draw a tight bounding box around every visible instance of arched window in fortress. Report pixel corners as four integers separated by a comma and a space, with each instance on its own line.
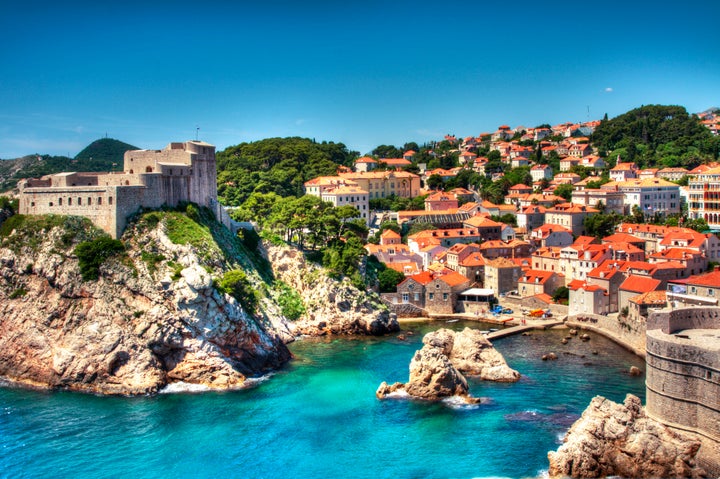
146, 166, 153, 173
78, 197, 82, 205
49, 202, 53, 207
125, 180, 129, 186
58, 198, 62, 206
109, 197, 113, 205
88, 198, 92, 206
98, 198, 102, 206
68, 198, 72, 206
129, 169, 134, 174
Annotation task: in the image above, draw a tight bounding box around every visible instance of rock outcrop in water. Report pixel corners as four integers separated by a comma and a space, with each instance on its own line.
0, 212, 291, 395
265, 244, 399, 336
376, 328, 518, 402
444, 327, 520, 381
548, 394, 705, 478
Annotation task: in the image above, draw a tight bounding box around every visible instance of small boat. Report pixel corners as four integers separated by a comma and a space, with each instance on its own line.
446, 319, 459, 323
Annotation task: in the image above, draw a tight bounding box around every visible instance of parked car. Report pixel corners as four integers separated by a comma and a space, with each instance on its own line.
502, 308, 513, 314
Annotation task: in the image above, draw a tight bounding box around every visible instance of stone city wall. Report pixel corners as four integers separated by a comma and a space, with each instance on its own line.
18, 186, 121, 237
566, 313, 646, 355
645, 307, 720, 475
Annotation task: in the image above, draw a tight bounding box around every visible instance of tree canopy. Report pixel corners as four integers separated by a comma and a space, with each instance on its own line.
591, 105, 720, 169
216, 137, 358, 206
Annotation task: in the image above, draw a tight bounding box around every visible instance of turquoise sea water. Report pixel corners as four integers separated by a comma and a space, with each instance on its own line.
0, 322, 645, 479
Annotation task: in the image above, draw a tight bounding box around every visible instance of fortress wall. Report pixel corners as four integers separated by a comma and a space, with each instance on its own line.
648, 307, 720, 334
124, 147, 192, 174
114, 186, 147, 238
566, 313, 646, 355
18, 186, 121, 238
646, 307, 720, 473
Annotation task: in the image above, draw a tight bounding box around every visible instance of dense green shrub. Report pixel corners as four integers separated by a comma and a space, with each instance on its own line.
216, 269, 258, 312
275, 281, 305, 321
75, 236, 126, 280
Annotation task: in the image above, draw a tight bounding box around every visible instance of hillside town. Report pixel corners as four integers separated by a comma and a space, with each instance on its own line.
302, 112, 720, 322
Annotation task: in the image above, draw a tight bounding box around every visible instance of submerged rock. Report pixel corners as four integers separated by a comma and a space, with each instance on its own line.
548, 394, 705, 478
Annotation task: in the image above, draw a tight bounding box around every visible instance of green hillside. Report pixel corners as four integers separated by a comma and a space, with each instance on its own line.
592, 105, 720, 169
216, 137, 358, 206
74, 138, 139, 171
0, 138, 138, 192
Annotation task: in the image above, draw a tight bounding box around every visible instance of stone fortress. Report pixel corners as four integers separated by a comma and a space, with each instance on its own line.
646, 306, 720, 475
17, 141, 230, 238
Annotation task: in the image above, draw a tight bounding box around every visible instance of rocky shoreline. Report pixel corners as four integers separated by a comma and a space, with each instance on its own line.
0, 213, 397, 395
548, 394, 706, 478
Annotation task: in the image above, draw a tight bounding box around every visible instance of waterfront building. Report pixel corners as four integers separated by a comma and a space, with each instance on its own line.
518, 270, 564, 298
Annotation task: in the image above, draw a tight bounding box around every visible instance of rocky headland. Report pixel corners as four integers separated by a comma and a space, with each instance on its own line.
0, 209, 397, 395
376, 327, 519, 402
548, 394, 706, 478
265, 244, 399, 337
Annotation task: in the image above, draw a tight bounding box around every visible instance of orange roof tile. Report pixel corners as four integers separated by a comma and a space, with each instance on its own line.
619, 275, 661, 293
629, 290, 667, 305
677, 268, 720, 287
437, 271, 470, 287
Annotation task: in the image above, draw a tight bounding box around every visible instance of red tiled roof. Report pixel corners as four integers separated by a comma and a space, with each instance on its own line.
380, 229, 401, 239
520, 269, 559, 284
619, 275, 661, 293
678, 269, 720, 287
400, 271, 434, 286
629, 290, 667, 305
568, 279, 605, 292
437, 271, 470, 287
602, 233, 644, 244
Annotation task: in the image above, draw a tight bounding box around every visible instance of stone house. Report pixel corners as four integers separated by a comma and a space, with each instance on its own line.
530, 224, 573, 248
544, 202, 598, 236
649, 248, 707, 277
627, 290, 667, 324
424, 191, 458, 211
479, 239, 531, 260
425, 271, 471, 314
457, 252, 486, 286
618, 275, 662, 312
484, 257, 522, 295
462, 216, 503, 240
517, 205, 546, 231
666, 267, 720, 307
379, 229, 402, 246
568, 279, 609, 316
586, 260, 627, 313
518, 270, 565, 298
393, 271, 433, 309
609, 162, 638, 182
445, 243, 480, 271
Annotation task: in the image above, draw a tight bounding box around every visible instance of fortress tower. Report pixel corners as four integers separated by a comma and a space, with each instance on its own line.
18, 141, 229, 238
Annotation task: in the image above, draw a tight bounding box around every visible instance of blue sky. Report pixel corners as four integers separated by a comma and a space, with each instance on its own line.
1, 1, 718, 159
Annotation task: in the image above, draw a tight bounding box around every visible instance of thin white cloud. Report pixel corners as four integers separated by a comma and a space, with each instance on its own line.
605, 87, 614, 93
